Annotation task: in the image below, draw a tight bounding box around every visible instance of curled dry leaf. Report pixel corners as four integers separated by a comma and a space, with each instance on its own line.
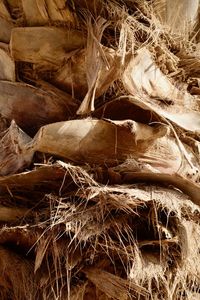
94, 164, 200, 206
123, 47, 190, 103
0, 42, 9, 52
0, 81, 78, 135
93, 96, 159, 123
140, 135, 200, 180
0, 164, 66, 192
29, 119, 167, 165
122, 47, 200, 132
95, 98, 200, 180
0, 162, 96, 196
0, 1, 200, 299
10, 27, 85, 71
122, 172, 200, 207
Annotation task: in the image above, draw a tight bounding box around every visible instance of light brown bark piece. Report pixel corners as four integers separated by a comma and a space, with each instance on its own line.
122, 48, 200, 132
10, 27, 85, 70
0, 48, 15, 81
30, 119, 167, 165
0, 17, 13, 43
0, 81, 78, 135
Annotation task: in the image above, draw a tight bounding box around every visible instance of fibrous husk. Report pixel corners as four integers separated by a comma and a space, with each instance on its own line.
0, 81, 78, 135
0, 1, 200, 299
10, 27, 85, 72
0, 120, 33, 176
72, 0, 103, 16
53, 22, 121, 109
0, 160, 199, 299
123, 47, 191, 106
153, 0, 199, 36
178, 50, 200, 79
53, 46, 121, 102
22, 0, 76, 26
76, 17, 119, 114
0, 246, 37, 300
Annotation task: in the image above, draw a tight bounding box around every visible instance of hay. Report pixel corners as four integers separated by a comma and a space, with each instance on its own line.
0, 0, 200, 299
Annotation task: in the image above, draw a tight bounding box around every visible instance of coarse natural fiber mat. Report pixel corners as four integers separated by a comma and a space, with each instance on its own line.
0, 0, 200, 299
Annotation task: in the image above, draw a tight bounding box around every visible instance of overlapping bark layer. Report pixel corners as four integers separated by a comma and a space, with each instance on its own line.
0, 1, 200, 299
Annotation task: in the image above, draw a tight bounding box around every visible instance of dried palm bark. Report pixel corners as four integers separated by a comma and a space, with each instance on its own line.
0, 81, 78, 135
53, 46, 121, 103
0, 0, 200, 299
0, 1, 13, 43
10, 27, 85, 72
0, 48, 15, 81
0, 162, 199, 299
122, 47, 200, 132
0, 17, 13, 43
29, 119, 167, 165
22, 0, 76, 26
0, 121, 33, 176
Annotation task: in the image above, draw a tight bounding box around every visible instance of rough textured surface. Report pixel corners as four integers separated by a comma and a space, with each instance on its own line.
0, 0, 200, 299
